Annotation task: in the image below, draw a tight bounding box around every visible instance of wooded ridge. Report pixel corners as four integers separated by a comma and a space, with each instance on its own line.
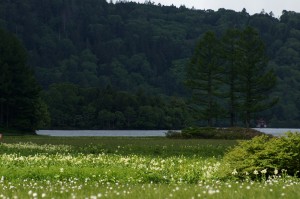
1, 0, 300, 129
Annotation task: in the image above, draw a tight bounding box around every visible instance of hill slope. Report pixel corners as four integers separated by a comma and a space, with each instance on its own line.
1, 0, 300, 128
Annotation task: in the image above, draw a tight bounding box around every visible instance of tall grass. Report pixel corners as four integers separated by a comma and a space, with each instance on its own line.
0, 136, 299, 198
0, 136, 236, 157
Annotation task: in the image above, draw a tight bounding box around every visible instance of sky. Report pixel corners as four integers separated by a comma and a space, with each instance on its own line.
119, 0, 300, 17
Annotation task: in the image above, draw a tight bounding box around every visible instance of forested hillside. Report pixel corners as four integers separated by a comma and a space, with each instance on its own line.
1, 0, 300, 128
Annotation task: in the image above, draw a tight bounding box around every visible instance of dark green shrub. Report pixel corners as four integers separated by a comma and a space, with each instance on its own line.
220, 132, 300, 179
182, 127, 217, 139
165, 130, 184, 138
168, 127, 268, 139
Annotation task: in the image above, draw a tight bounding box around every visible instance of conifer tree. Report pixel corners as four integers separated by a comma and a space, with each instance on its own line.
221, 28, 242, 127
186, 31, 223, 127
0, 28, 46, 132
237, 27, 277, 127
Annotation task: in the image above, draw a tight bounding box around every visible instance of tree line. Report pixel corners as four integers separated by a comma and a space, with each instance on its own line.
43, 83, 192, 129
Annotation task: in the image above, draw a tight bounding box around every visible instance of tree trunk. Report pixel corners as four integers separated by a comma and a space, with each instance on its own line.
6, 104, 9, 128
229, 68, 236, 127
0, 102, 3, 125
208, 71, 213, 127
245, 111, 250, 128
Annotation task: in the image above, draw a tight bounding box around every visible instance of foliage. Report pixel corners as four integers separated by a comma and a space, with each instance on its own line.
43, 84, 192, 129
186, 31, 224, 127
221, 132, 300, 179
0, 137, 231, 183
0, 150, 220, 183
0, 137, 300, 198
1, 136, 235, 157
186, 27, 277, 127
237, 27, 277, 127
0, 28, 47, 133
221, 28, 241, 127
166, 127, 268, 140
0, 1, 300, 127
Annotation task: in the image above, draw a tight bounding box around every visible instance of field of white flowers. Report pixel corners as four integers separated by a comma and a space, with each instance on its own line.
0, 138, 300, 198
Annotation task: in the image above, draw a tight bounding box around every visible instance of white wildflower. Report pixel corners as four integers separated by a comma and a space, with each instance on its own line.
208, 189, 216, 195
232, 169, 238, 175
261, 169, 267, 174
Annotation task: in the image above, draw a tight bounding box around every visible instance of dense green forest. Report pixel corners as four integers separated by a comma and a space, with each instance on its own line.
1, 0, 300, 129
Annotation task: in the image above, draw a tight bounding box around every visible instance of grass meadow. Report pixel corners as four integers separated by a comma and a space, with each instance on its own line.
0, 136, 299, 198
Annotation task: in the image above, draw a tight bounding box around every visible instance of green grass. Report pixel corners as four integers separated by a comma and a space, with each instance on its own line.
0, 136, 299, 198
1, 178, 299, 199
0, 136, 236, 157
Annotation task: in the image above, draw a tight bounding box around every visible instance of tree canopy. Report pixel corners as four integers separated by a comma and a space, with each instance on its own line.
1, 1, 300, 128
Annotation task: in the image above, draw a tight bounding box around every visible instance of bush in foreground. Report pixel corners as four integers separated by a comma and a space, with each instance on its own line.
166, 127, 268, 140
219, 132, 300, 179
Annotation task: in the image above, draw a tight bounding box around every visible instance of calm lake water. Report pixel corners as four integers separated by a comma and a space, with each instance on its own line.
36, 129, 300, 137
253, 128, 300, 136
36, 130, 168, 137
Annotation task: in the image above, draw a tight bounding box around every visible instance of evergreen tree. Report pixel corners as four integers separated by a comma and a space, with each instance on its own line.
237, 27, 277, 127
221, 28, 242, 127
0, 28, 45, 132
186, 32, 223, 127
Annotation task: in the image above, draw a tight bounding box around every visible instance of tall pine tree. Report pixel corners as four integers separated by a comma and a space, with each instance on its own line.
221, 28, 242, 127
186, 32, 224, 127
0, 28, 45, 133
237, 27, 277, 127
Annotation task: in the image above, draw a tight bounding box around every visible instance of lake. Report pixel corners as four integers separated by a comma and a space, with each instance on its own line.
36, 128, 300, 137
36, 130, 168, 137
253, 128, 300, 136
